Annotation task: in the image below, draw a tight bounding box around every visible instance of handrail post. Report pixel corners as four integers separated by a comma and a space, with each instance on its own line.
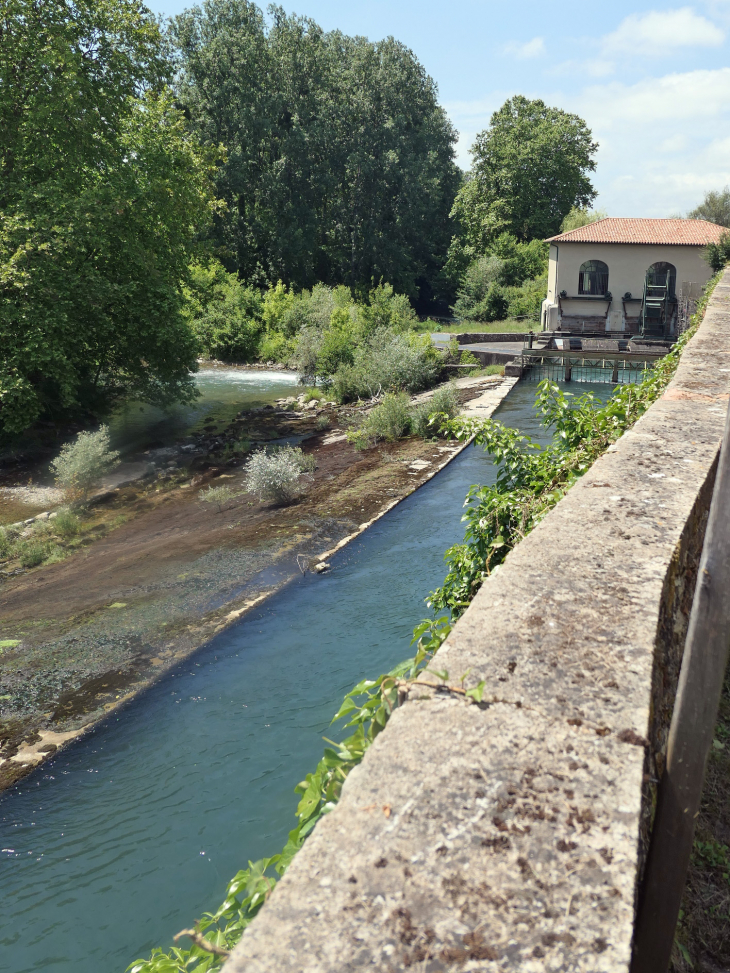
631, 396, 730, 973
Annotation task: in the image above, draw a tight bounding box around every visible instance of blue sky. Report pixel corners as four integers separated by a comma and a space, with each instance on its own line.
144, 0, 730, 217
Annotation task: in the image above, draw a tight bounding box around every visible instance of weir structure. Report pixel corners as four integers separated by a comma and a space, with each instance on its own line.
224, 271, 730, 972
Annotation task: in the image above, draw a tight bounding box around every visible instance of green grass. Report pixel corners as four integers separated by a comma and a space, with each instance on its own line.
472, 364, 506, 377
416, 317, 535, 335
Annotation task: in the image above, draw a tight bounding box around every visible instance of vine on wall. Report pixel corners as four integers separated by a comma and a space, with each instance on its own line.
128, 275, 718, 973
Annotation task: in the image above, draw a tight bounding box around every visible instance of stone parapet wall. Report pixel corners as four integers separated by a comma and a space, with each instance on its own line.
224, 270, 730, 972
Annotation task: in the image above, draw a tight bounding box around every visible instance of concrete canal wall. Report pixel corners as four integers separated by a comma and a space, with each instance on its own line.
224, 271, 730, 972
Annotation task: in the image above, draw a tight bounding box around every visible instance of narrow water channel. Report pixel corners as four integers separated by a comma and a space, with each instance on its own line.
0, 382, 613, 973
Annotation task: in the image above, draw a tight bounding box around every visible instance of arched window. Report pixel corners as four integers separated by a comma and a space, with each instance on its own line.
646, 262, 676, 297
578, 260, 609, 296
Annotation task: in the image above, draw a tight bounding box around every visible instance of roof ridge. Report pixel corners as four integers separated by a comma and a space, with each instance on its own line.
546, 216, 726, 245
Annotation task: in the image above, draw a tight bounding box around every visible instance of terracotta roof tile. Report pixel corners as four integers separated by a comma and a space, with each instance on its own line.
546, 218, 726, 246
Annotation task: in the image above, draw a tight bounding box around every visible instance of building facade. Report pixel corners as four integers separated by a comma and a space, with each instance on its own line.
541, 218, 725, 336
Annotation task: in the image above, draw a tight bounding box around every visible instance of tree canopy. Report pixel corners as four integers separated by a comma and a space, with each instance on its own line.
169, 1, 460, 301
560, 206, 607, 233
0, 0, 217, 436
688, 187, 730, 227
452, 96, 598, 251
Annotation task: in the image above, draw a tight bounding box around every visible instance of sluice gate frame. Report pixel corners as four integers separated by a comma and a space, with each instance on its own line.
518, 350, 656, 384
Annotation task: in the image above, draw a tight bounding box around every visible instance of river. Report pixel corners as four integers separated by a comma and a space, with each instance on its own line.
0, 381, 614, 973
107, 367, 301, 456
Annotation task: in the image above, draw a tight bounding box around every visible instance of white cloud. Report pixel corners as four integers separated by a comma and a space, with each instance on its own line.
575, 67, 730, 125
602, 7, 724, 56
504, 37, 545, 59
568, 68, 730, 214
659, 134, 689, 151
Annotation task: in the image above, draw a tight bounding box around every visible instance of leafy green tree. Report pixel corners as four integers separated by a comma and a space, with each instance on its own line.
705, 231, 730, 272
169, 2, 460, 300
689, 187, 730, 227
560, 206, 608, 233
452, 96, 598, 250
0, 0, 217, 436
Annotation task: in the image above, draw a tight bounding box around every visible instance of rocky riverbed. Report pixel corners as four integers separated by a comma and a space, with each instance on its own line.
0, 376, 507, 791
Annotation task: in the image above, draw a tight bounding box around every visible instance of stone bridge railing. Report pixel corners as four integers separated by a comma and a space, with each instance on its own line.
224, 270, 730, 972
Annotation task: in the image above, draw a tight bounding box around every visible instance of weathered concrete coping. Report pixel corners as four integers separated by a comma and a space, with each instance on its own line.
225, 271, 730, 972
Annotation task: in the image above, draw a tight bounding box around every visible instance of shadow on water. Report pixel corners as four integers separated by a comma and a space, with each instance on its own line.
0, 382, 614, 973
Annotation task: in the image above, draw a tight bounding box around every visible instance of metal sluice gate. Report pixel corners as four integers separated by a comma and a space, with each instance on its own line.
520, 354, 654, 384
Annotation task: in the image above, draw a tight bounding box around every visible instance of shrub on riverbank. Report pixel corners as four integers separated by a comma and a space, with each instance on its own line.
245, 446, 315, 503
331, 332, 440, 404
348, 382, 460, 449
410, 383, 460, 438
186, 268, 439, 395
50, 427, 120, 505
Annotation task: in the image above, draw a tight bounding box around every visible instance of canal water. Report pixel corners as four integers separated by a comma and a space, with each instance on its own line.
0, 382, 614, 973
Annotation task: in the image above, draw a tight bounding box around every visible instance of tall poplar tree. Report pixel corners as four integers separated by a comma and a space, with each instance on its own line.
169, 1, 460, 300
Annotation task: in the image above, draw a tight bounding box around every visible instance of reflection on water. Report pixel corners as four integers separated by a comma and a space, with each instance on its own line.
108, 368, 301, 456
0, 383, 616, 973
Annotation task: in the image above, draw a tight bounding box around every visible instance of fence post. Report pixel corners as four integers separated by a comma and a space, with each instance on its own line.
631, 397, 730, 973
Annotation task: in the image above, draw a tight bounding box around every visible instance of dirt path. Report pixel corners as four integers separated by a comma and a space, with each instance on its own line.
0, 377, 507, 790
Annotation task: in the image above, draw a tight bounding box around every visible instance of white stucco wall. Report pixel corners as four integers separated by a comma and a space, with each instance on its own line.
547, 242, 712, 304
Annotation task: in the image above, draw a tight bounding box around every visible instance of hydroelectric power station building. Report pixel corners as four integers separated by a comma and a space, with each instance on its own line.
541, 217, 725, 337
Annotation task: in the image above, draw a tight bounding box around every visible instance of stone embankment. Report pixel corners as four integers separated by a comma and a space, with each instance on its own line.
224, 273, 730, 972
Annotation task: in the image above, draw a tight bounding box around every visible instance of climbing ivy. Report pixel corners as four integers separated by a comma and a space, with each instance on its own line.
127, 275, 717, 973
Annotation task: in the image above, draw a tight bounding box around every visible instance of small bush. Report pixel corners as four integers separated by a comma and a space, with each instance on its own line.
19, 542, 51, 568
332, 333, 439, 404
348, 392, 412, 449
0, 528, 9, 558
411, 383, 460, 438
368, 392, 412, 441
315, 414, 330, 431
199, 484, 240, 512
245, 446, 314, 502
51, 426, 120, 504
460, 350, 480, 366
53, 510, 80, 538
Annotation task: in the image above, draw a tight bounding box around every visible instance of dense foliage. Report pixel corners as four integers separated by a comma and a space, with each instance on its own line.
559, 206, 608, 233
451, 234, 548, 323
187, 267, 442, 399
705, 231, 730, 272
689, 187, 730, 227
0, 0, 218, 436
169, 0, 460, 301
